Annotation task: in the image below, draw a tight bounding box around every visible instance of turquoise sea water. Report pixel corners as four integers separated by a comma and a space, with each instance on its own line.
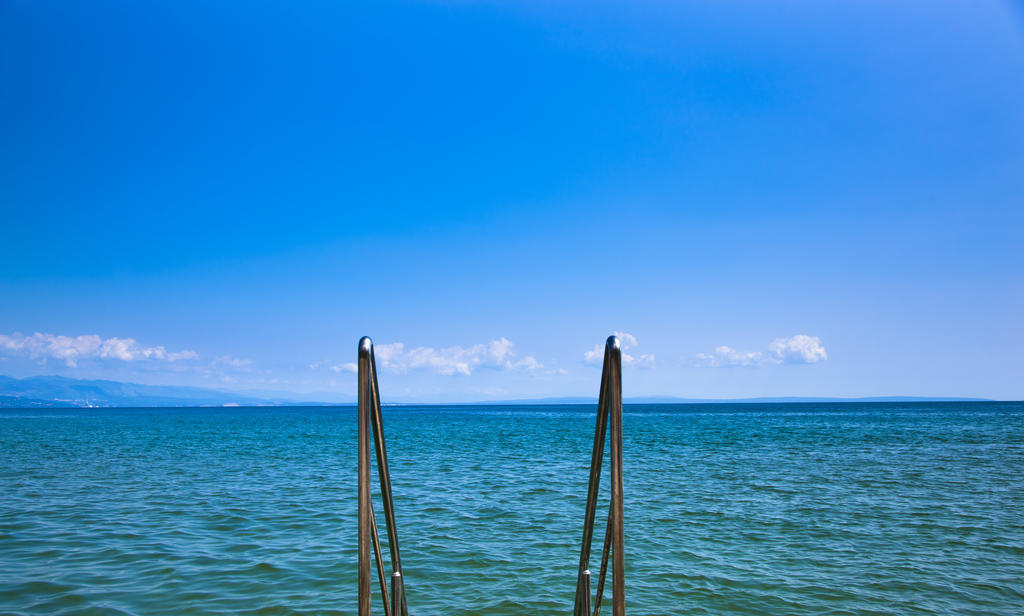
1, 402, 1022, 615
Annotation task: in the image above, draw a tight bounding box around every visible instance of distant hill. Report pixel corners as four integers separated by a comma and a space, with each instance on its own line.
462, 395, 993, 405
0, 375, 994, 408
0, 375, 337, 408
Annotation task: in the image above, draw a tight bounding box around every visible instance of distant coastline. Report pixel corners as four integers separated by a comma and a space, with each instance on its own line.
450, 395, 995, 405
0, 375, 998, 408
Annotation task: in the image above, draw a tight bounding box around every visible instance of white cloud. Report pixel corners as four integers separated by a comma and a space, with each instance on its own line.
508, 356, 542, 371
695, 346, 763, 367
625, 352, 655, 368
583, 344, 604, 365
213, 356, 254, 370
372, 337, 542, 376
0, 332, 198, 367
584, 331, 655, 368
330, 362, 359, 374
767, 334, 828, 364
696, 335, 827, 367
374, 342, 405, 367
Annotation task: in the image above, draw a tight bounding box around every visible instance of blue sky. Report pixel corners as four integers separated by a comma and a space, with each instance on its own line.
2, 0, 1022, 401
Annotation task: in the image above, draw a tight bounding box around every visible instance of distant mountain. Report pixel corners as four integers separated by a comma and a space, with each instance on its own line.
455, 395, 994, 405
0, 375, 340, 408
0, 375, 995, 408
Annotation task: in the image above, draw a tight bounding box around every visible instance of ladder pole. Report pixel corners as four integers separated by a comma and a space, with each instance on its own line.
574, 336, 624, 616
581, 570, 593, 616
370, 508, 391, 616
390, 572, 405, 616
608, 343, 625, 616
574, 347, 611, 616
593, 506, 613, 616
357, 337, 374, 615
370, 352, 403, 567
369, 349, 408, 615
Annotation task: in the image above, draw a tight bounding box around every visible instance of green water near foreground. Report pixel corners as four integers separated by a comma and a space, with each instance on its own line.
1, 402, 1022, 615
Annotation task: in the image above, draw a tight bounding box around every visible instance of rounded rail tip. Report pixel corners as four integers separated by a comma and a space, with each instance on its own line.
583, 569, 591, 577
358, 336, 373, 356
606, 335, 620, 350
391, 571, 402, 578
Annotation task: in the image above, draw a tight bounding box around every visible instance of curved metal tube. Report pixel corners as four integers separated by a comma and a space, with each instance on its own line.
358, 337, 409, 616
573, 336, 624, 616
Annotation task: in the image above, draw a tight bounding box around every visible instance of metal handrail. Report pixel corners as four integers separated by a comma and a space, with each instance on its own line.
358, 337, 409, 616
355, 334, 623, 615
573, 336, 624, 616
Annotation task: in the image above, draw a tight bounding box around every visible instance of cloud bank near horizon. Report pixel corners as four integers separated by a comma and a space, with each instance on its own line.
370, 338, 543, 376
1, 330, 832, 396
0, 332, 198, 367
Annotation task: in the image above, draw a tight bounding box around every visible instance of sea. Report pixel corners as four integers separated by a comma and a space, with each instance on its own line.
1, 402, 1022, 615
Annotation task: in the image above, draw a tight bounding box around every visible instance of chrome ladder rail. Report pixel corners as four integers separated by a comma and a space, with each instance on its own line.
573, 336, 625, 616
358, 336, 409, 616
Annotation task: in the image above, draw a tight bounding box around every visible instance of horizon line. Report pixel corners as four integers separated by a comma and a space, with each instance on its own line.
0, 373, 1012, 407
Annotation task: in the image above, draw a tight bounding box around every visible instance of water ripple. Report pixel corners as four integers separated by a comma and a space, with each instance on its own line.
1, 402, 1022, 614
